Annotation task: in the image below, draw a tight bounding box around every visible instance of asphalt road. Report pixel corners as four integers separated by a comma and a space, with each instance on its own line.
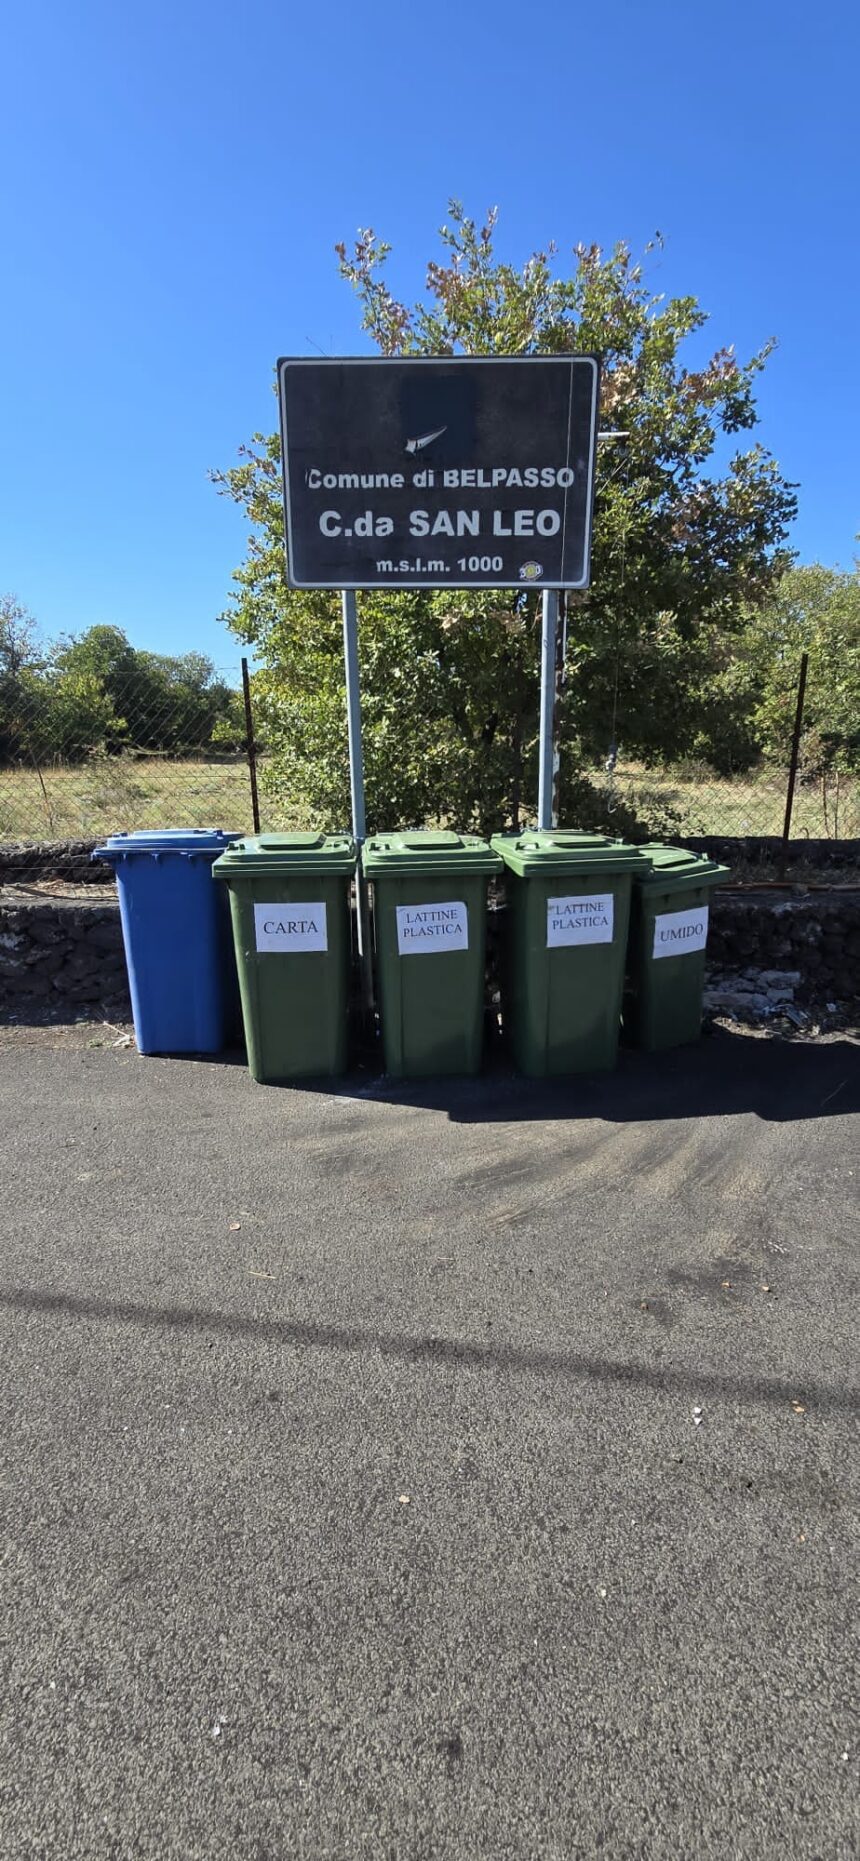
1, 1028, 858, 1859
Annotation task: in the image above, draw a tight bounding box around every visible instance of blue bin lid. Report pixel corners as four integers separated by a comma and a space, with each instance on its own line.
94, 830, 240, 859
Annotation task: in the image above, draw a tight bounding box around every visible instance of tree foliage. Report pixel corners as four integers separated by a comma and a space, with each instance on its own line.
744, 563, 860, 775
214, 204, 797, 832
0, 610, 239, 764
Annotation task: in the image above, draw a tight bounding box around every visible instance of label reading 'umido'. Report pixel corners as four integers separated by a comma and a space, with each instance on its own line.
254, 902, 328, 953
652, 904, 709, 959
396, 901, 468, 955
546, 893, 614, 947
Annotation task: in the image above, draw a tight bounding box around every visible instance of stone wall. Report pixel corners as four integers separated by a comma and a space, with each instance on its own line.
0, 896, 131, 1020
1, 887, 857, 1024
672, 836, 860, 873
0, 840, 113, 884
707, 891, 860, 1000
3, 835, 859, 888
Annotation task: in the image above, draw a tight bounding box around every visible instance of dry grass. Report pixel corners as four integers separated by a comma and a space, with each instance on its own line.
0, 757, 261, 841
595, 761, 860, 841
1, 754, 858, 846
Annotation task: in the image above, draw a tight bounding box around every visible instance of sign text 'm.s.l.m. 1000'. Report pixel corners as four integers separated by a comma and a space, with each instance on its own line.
277, 355, 601, 590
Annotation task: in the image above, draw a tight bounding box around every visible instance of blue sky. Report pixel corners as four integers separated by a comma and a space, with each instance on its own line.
2, 0, 857, 672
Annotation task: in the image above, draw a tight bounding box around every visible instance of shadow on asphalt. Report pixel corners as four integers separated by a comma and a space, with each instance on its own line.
1, 1286, 857, 1417
298, 1026, 859, 1126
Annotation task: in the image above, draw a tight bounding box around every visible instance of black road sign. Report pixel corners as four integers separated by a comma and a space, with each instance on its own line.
277, 355, 601, 590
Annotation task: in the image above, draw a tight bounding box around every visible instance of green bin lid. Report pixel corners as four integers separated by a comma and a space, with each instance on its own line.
635, 843, 730, 891
362, 829, 502, 876
491, 829, 646, 879
212, 831, 356, 877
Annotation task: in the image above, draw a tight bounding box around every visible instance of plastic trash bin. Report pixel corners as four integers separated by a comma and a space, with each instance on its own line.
362, 830, 502, 1077
93, 830, 240, 1055
212, 833, 356, 1083
491, 830, 646, 1075
627, 844, 729, 1050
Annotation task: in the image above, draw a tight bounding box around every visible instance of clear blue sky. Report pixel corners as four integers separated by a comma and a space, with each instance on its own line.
3, 0, 858, 671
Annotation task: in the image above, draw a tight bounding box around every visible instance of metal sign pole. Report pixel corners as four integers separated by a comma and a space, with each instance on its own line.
341, 590, 374, 1017
551, 592, 567, 830
240, 656, 261, 835
537, 589, 559, 830
342, 590, 366, 842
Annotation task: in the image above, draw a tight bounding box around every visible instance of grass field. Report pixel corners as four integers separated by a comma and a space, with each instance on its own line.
1, 754, 858, 844
596, 761, 860, 841
0, 758, 263, 841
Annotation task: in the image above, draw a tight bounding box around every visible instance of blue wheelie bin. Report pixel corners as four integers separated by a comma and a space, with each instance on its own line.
93, 830, 240, 1054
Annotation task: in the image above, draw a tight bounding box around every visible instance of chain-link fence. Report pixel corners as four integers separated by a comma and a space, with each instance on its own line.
573, 647, 858, 855
0, 662, 259, 885
580, 751, 859, 843
1, 649, 857, 889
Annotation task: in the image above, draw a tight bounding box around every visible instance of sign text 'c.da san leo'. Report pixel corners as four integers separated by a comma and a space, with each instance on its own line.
277, 356, 601, 590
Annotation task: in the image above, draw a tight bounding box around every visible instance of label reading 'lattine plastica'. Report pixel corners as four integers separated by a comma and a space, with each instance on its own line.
254, 902, 328, 954
396, 901, 468, 955
546, 893, 614, 948
652, 904, 709, 959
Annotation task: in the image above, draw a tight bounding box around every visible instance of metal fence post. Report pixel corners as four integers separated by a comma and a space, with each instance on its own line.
781, 651, 809, 860
342, 591, 374, 1019
537, 589, 559, 830
241, 657, 261, 835
551, 592, 567, 829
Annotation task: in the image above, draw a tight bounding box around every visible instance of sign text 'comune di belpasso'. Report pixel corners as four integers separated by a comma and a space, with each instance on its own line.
396, 901, 468, 955
652, 905, 709, 958
277, 356, 600, 590
546, 893, 615, 948
254, 902, 328, 954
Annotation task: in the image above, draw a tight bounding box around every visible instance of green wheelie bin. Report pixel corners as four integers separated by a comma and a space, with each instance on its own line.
362, 830, 502, 1077
212, 833, 356, 1082
627, 843, 729, 1050
492, 830, 646, 1075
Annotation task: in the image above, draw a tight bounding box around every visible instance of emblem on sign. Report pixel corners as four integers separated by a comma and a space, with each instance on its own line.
519, 561, 544, 581
405, 426, 447, 455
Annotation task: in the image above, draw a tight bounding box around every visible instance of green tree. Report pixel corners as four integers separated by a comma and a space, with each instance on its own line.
747, 562, 860, 775
1, 614, 241, 767
0, 595, 50, 762
51, 627, 236, 755
0, 594, 43, 680
215, 204, 797, 831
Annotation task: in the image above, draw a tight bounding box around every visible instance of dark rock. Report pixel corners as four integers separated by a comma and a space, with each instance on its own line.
24, 947, 70, 976
24, 918, 70, 946
62, 978, 105, 1002
82, 921, 125, 951
60, 951, 103, 980
15, 971, 53, 996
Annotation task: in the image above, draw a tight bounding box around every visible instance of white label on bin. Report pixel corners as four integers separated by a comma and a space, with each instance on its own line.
254, 902, 328, 953
546, 893, 614, 947
653, 904, 709, 959
396, 900, 468, 955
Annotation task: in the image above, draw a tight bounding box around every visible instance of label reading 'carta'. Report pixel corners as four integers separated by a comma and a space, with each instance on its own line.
396, 901, 468, 954
652, 905, 709, 959
546, 893, 614, 947
254, 902, 328, 953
